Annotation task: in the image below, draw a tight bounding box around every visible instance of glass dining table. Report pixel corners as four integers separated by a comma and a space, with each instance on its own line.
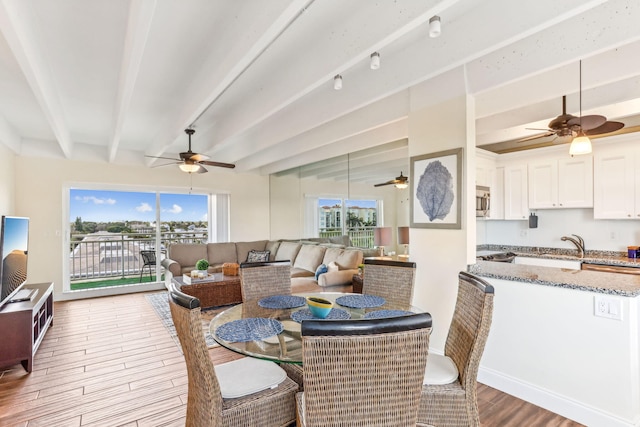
209, 292, 423, 364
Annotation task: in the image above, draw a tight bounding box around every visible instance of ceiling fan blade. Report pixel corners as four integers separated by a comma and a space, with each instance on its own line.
145, 155, 181, 162
374, 181, 395, 187
585, 121, 625, 136
516, 132, 555, 143
567, 114, 606, 130
200, 160, 236, 169
149, 161, 180, 168
194, 164, 208, 174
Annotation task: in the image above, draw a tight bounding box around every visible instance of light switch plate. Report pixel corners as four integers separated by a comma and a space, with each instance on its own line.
594, 295, 622, 320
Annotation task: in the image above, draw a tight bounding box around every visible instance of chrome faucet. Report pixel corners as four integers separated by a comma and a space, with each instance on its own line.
561, 234, 585, 258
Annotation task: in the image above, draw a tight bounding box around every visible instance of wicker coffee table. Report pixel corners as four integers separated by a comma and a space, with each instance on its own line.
172, 273, 242, 308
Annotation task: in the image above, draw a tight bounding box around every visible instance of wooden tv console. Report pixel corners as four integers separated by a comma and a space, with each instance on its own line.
0, 282, 54, 372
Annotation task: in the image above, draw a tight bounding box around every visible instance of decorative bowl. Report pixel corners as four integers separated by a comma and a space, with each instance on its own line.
306, 296, 333, 319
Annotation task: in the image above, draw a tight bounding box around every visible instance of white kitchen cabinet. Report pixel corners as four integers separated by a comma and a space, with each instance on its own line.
476, 149, 502, 219
503, 164, 528, 220
528, 156, 593, 209
593, 149, 637, 218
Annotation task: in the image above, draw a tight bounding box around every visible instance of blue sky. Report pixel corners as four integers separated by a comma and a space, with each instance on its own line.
70, 189, 208, 222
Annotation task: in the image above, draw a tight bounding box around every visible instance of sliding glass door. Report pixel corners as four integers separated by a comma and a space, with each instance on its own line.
66, 187, 226, 292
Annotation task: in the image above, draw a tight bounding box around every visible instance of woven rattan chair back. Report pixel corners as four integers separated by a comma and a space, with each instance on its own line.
417, 271, 494, 427
168, 282, 224, 426
239, 261, 292, 302
362, 259, 416, 305
298, 313, 432, 426
169, 282, 298, 427
446, 271, 494, 389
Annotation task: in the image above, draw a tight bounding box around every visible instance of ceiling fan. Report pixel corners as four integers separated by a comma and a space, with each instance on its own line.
146, 129, 235, 173
374, 171, 408, 188
517, 95, 625, 144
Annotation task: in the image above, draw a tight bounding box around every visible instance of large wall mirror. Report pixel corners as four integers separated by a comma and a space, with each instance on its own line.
269, 139, 409, 252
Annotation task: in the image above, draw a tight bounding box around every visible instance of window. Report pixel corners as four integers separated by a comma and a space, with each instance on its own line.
65, 187, 229, 293
314, 197, 380, 247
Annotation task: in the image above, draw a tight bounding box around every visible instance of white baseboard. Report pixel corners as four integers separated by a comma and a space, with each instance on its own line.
478, 366, 639, 427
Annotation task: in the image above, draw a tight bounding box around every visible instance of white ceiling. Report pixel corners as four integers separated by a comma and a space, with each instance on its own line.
0, 0, 639, 185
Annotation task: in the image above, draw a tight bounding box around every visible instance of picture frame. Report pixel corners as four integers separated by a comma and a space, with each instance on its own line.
410, 148, 463, 229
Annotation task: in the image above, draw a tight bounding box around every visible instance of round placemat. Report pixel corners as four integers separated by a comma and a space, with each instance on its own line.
363, 310, 414, 319
336, 294, 385, 308
290, 308, 351, 323
258, 295, 306, 309
215, 318, 283, 342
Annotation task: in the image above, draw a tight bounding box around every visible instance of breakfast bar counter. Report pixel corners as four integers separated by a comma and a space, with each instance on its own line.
469, 256, 640, 426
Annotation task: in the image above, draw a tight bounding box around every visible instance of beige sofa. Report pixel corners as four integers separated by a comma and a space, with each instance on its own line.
162, 239, 364, 294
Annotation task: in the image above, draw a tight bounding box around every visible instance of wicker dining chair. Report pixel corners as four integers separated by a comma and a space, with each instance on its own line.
363, 259, 417, 305
417, 271, 495, 427
238, 260, 304, 389
296, 313, 432, 427
239, 260, 292, 302
167, 282, 298, 427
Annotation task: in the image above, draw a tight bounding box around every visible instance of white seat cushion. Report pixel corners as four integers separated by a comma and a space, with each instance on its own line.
215, 357, 287, 398
423, 353, 459, 385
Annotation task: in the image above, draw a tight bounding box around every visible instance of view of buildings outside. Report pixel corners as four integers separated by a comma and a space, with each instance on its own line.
318, 198, 378, 247
68, 189, 209, 287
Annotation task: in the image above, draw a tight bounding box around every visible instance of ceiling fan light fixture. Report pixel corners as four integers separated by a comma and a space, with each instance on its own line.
179, 163, 200, 173
370, 52, 380, 70
333, 74, 343, 90
429, 16, 441, 38
569, 135, 592, 156
394, 182, 408, 189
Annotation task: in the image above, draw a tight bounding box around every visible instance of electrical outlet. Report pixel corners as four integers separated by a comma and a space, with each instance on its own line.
610, 231, 617, 240
594, 295, 622, 320
520, 230, 528, 237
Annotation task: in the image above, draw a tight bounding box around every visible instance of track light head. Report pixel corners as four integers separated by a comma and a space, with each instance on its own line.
370, 52, 380, 70
429, 15, 441, 38
333, 74, 343, 90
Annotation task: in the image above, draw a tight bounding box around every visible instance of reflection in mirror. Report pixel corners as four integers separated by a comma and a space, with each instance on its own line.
269, 139, 409, 253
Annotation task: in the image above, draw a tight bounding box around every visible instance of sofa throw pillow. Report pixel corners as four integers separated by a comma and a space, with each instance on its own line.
315, 263, 328, 280
246, 250, 270, 263
327, 261, 339, 272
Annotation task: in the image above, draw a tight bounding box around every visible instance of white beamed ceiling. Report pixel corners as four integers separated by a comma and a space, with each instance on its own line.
0, 0, 639, 183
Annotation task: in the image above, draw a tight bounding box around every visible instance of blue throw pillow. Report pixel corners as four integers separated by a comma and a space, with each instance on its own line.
315, 263, 328, 280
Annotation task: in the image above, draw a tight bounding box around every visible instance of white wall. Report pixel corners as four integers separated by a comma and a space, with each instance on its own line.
408, 67, 477, 351
0, 144, 15, 214
14, 156, 270, 300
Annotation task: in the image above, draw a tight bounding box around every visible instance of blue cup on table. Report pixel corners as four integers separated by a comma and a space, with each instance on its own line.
306, 296, 333, 319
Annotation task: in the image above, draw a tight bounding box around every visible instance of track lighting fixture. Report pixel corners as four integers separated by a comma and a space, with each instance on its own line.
429, 15, 441, 38
334, 74, 343, 90
370, 52, 380, 70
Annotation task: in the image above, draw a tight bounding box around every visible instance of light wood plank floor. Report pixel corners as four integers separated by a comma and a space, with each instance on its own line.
0, 292, 585, 426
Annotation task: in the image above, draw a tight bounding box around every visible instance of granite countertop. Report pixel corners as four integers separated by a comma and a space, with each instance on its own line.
479, 244, 640, 268
472, 245, 640, 297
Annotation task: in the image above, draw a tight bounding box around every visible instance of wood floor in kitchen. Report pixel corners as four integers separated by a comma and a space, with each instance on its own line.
0, 292, 584, 426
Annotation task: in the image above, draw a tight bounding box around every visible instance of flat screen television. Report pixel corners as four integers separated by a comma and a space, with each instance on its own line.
0, 216, 29, 309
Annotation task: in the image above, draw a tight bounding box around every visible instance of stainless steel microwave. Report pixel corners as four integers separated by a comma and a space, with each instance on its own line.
476, 185, 490, 217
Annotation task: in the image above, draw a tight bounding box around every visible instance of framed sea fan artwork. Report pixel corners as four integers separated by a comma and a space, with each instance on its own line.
410, 148, 462, 229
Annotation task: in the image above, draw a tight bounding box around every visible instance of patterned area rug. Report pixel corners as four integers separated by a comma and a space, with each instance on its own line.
145, 291, 228, 349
